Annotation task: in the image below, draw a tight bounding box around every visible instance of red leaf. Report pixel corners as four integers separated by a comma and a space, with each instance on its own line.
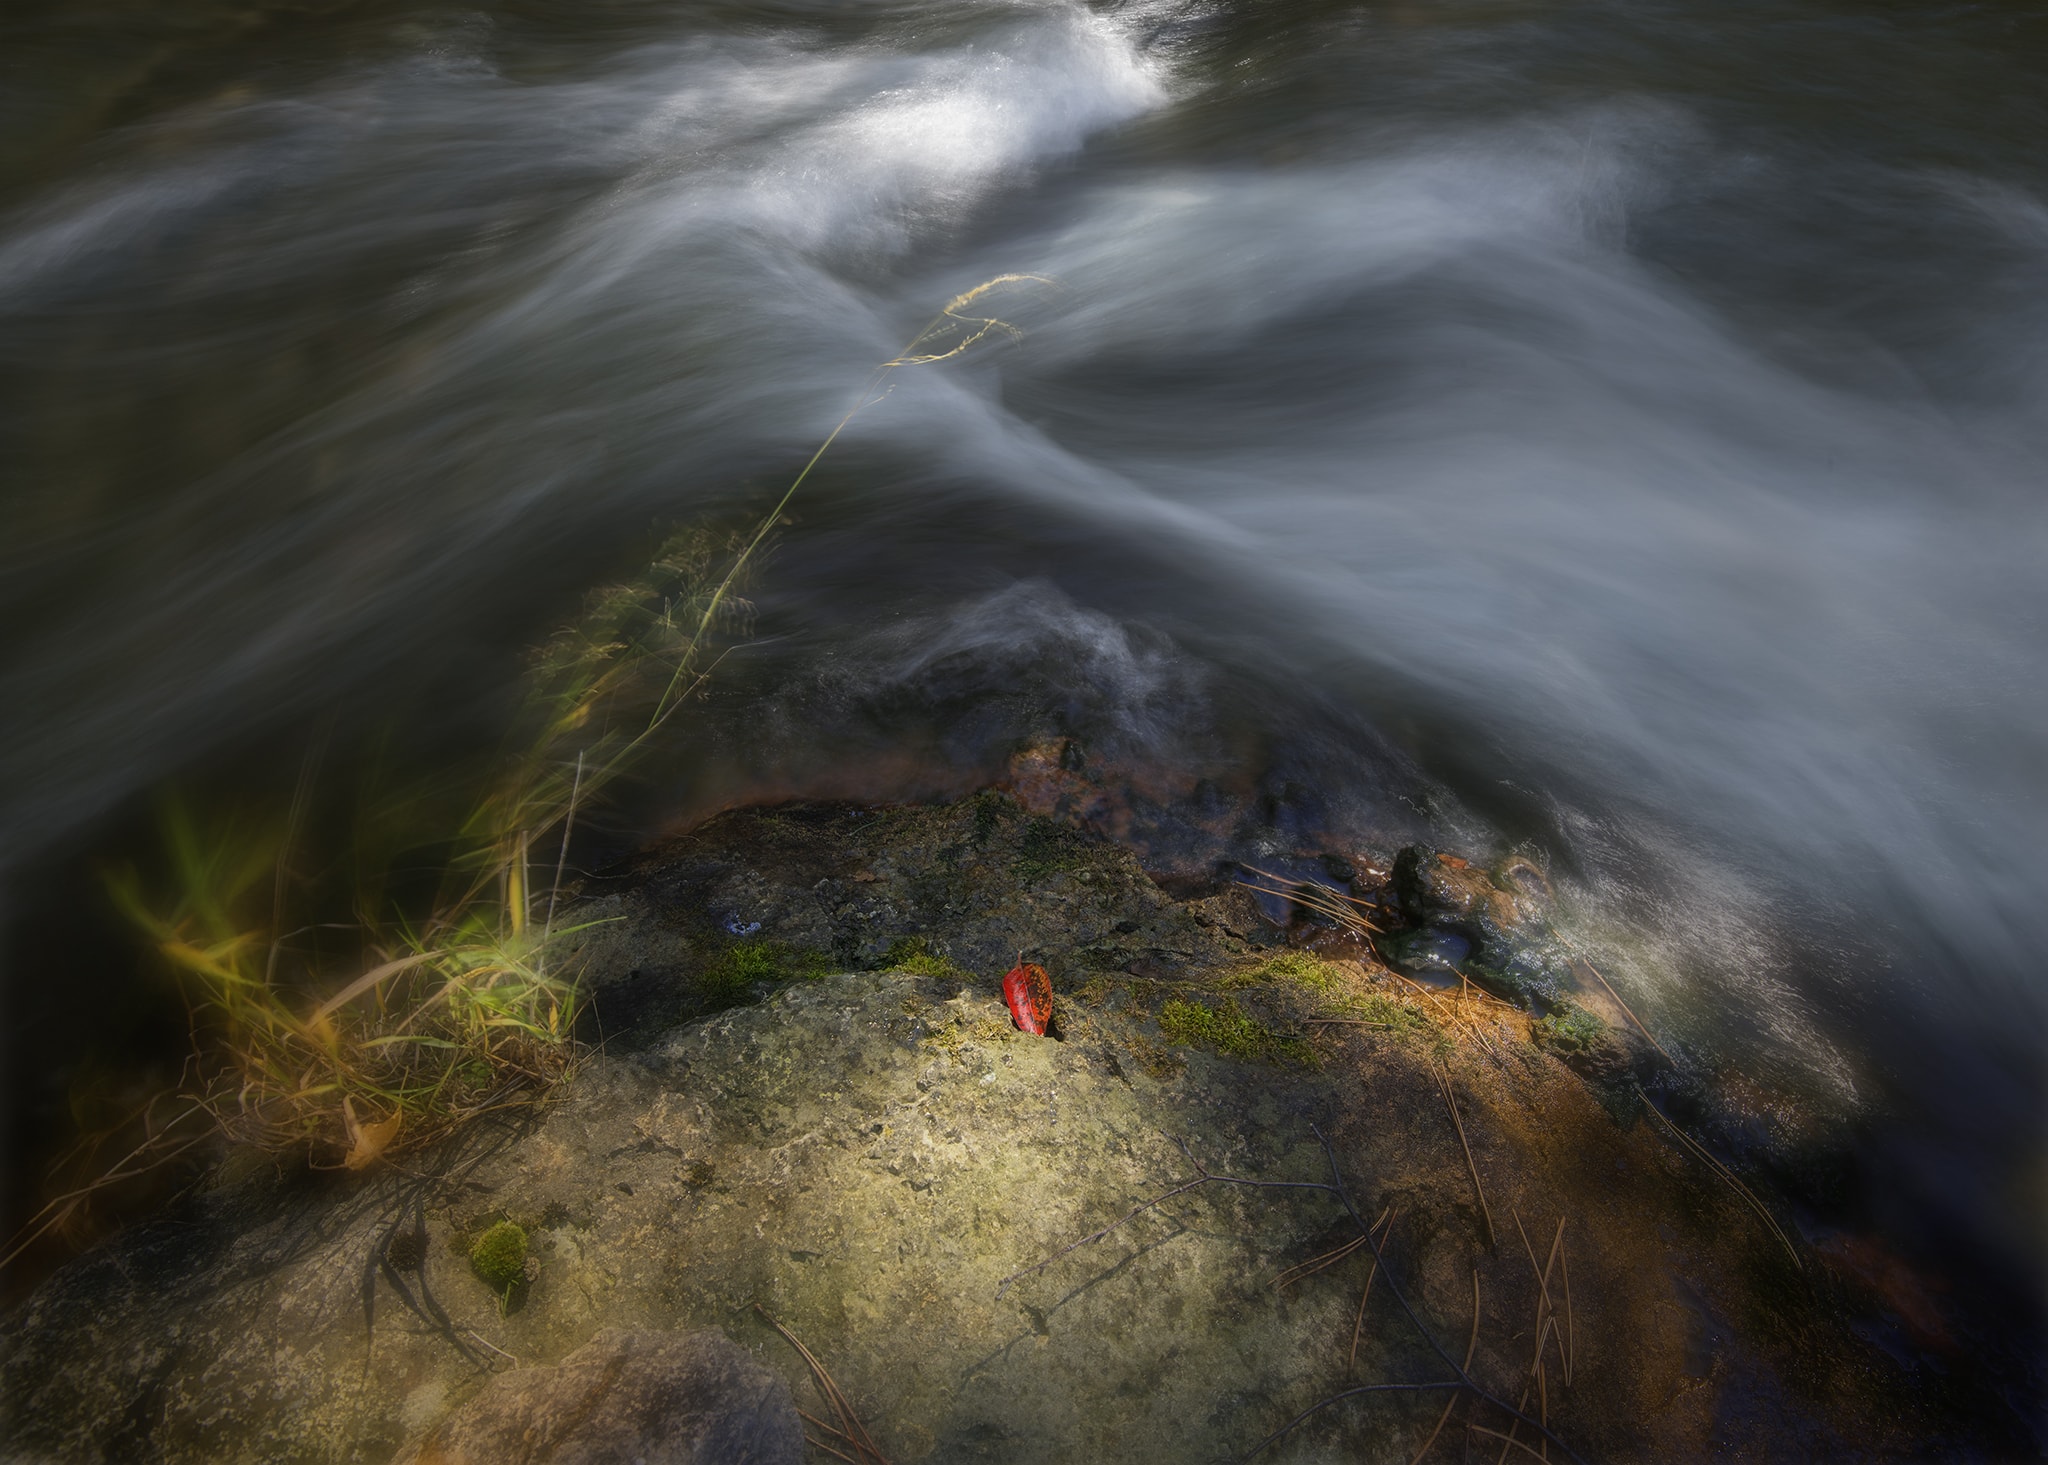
1002, 962, 1054, 1036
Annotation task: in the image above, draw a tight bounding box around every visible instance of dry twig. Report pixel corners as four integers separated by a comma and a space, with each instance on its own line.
1409, 1268, 1481, 1463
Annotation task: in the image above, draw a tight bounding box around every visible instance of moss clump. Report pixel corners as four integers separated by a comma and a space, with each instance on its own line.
469, 1221, 527, 1293
970, 791, 1013, 845
1015, 819, 1088, 881
1158, 998, 1311, 1066
700, 939, 829, 1008
880, 936, 964, 980
1324, 989, 1434, 1038
1222, 951, 1343, 993
1536, 1001, 1608, 1054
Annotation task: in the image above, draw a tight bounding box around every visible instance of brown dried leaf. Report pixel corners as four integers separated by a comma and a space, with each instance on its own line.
342, 1095, 402, 1171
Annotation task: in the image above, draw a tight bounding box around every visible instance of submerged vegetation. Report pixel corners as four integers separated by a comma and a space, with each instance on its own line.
2, 277, 1058, 1273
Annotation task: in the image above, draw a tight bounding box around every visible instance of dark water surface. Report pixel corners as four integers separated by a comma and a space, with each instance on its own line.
3, 0, 2044, 1383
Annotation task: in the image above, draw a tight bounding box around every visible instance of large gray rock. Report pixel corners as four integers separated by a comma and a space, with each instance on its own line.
399, 1328, 800, 1465
0, 966, 1867, 1464
0, 800, 1998, 1464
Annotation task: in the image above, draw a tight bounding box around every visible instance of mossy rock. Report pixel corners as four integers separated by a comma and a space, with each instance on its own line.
1536, 1000, 1607, 1054
1536, 1000, 1635, 1096
1387, 845, 1571, 1007
1014, 817, 1089, 881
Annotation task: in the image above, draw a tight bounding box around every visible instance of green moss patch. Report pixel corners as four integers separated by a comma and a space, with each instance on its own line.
700, 938, 829, 1008
880, 935, 965, 980
1222, 951, 1343, 993
1015, 819, 1088, 881
1536, 1001, 1608, 1053
468, 1220, 527, 1293
1322, 989, 1435, 1038
1158, 997, 1312, 1066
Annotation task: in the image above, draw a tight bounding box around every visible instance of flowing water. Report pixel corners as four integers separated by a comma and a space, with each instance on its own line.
3, 0, 2044, 1362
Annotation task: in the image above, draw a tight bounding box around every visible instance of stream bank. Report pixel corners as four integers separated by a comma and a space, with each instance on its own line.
0, 788, 2029, 1462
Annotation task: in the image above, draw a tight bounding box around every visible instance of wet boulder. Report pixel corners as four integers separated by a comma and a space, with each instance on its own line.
1385, 847, 1573, 1006
1534, 1001, 1636, 1087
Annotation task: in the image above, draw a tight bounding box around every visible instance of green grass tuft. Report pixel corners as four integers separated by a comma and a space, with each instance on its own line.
9, 275, 1062, 1278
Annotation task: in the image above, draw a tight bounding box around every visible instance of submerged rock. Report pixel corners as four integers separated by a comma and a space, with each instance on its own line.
1386, 846, 1574, 1006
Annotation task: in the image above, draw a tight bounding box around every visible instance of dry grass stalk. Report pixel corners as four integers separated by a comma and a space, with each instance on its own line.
1274, 1206, 1389, 1296
1348, 1206, 1398, 1372
1409, 1268, 1481, 1463
1434, 1062, 1496, 1250
1377, 965, 1511, 1055
1273, 1232, 1370, 1291
1635, 1087, 1801, 1269
795, 1410, 862, 1465
758, 1304, 891, 1465
0, 1102, 213, 1271
1560, 1233, 1575, 1376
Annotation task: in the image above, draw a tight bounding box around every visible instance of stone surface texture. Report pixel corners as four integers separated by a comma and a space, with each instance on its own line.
398, 1327, 801, 1465
0, 797, 2011, 1463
